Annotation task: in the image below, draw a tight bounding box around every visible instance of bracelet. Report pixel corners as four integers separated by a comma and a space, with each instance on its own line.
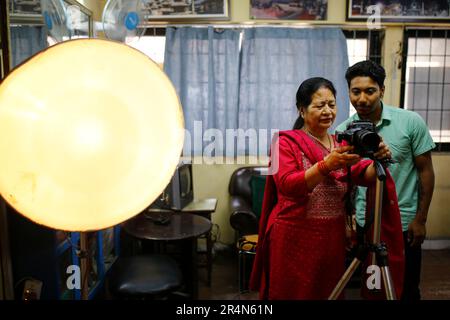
317, 160, 331, 176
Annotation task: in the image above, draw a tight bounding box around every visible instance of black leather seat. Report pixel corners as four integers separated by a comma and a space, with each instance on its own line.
229, 166, 267, 239
108, 255, 183, 299
229, 166, 267, 292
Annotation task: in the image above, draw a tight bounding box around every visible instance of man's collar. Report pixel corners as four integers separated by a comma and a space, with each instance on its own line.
380, 102, 392, 121
377, 102, 392, 126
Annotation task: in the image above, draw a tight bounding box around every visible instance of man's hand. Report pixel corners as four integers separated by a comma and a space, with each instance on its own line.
373, 141, 392, 161
410, 151, 434, 248
407, 218, 426, 247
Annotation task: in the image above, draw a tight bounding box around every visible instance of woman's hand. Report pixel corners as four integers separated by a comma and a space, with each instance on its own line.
323, 146, 361, 171
373, 141, 392, 161
306, 146, 360, 191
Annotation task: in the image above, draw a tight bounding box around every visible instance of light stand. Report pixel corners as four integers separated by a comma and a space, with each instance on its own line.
328, 160, 397, 300
79, 232, 89, 300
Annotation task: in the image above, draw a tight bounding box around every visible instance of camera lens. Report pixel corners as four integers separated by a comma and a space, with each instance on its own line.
355, 130, 380, 153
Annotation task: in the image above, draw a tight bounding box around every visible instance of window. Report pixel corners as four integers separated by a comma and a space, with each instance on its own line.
401, 29, 450, 151
126, 28, 166, 67
344, 30, 382, 66
62, 0, 93, 39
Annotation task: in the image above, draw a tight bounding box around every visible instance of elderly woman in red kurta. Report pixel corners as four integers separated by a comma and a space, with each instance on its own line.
249, 77, 404, 300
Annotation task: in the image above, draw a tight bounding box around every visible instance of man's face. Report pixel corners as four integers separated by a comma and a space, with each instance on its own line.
349, 76, 384, 119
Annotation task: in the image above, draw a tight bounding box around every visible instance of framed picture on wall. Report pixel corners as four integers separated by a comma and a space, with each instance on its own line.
142, 0, 229, 20
250, 0, 328, 20
347, 0, 450, 22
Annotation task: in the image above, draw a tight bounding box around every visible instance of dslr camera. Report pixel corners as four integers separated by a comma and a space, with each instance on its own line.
336, 120, 380, 158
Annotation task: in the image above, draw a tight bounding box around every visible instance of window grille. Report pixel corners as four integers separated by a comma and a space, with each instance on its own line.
401, 29, 450, 152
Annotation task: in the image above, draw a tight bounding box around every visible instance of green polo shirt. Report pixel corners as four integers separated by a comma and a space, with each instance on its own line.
335, 104, 435, 231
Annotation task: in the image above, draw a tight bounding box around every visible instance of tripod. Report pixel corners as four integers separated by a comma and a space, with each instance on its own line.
328, 160, 397, 300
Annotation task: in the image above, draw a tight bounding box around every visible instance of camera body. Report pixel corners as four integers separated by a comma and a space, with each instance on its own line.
336, 120, 380, 158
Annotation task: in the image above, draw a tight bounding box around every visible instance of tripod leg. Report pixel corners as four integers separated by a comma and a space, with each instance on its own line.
380, 266, 397, 300
328, 258, 361, 300
374, 243, 397, 300
371, 177, 384, 265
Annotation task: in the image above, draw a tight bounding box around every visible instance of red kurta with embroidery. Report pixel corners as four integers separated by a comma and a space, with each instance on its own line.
249, 130, 404, 300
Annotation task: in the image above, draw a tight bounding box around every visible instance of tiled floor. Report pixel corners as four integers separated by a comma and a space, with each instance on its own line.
198, 245, 258, 300
421, 249, 450, 299
198, 245, 450, 300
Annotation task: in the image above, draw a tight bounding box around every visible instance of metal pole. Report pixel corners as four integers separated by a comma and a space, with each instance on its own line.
328, 258, 361, 300
79, 232, 89, 300
381, 266, 397, 300
371, 178, 383, 265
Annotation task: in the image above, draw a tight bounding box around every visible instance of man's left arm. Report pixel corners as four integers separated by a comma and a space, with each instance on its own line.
409, 151, 435, 247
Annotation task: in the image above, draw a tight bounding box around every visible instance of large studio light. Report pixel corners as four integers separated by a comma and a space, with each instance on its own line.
0, 39, 184, 232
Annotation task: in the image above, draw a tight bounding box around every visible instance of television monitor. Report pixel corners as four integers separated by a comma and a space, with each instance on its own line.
151, 160, 194, 211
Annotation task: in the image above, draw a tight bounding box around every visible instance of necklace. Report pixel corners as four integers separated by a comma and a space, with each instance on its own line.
304, 128, 333, 152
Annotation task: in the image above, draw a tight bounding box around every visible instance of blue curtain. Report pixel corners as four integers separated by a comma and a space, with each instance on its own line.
164, 27, 241, 157
238, 28, 349, 154
10, 26, 47, 68
164, 27, 349, 156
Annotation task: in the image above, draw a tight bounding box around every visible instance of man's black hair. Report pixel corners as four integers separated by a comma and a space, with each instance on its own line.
345, 60, 386, 88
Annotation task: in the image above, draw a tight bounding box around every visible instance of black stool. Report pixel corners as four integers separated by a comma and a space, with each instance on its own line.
108, 255, 183, 299
237, 234, 258, 293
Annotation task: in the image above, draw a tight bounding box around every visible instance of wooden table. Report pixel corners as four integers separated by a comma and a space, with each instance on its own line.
121, 211, 212, 299
147, 198, 218, 286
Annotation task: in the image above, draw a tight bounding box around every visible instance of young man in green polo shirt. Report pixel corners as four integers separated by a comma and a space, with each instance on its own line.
336, 60, 435, 300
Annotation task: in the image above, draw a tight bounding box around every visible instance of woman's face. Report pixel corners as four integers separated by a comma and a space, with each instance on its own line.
302, 87, 337, 133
